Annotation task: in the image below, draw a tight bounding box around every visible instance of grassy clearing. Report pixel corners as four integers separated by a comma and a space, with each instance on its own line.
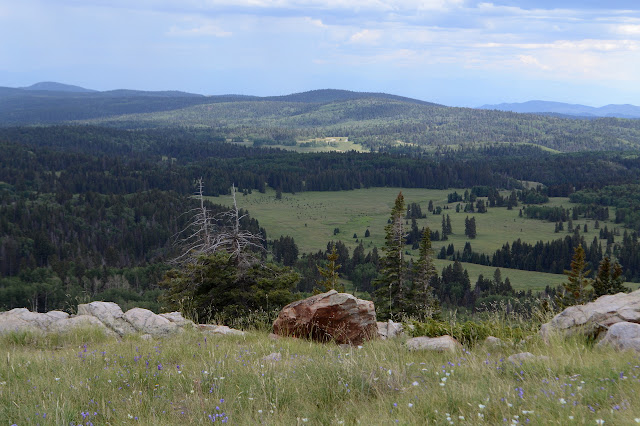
2, 326, 640, 425
229, 137, 369, 153
211, 187, 627, 292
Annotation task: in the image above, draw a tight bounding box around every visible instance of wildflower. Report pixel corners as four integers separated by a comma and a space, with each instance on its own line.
559, 398, 567, 404
55, 378, 60, 381
459, 416, 465, 420
258, 410, 263, 414
522, 410, 534, 414
479, 404, 486, 409
478, 413, 484, 419
596, 420, 605, 425
569, 416, 574, 420
412, 381, 419, 386
408, 403, 414, 408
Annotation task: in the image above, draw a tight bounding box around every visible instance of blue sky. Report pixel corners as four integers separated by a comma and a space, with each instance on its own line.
1, 0, 639, 106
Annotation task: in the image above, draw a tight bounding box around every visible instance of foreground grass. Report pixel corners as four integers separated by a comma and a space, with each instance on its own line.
2, 326, 640, 425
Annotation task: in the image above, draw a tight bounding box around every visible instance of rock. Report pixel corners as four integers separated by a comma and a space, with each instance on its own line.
262, 352, 282, 362
123, 308, 179, 337
272, 290, 378, 345
406, 335, 462, 352
198, 324, 245, 336
484, 336, 506, 348
507, 352, 550, 363
597, 321, 640, 352
377, 320, 404, 340
159, 312, 195, 328
0, 308, 71, 333
540, 290, 640, 340
49, 315, 113, 335
77, 301, 136, 336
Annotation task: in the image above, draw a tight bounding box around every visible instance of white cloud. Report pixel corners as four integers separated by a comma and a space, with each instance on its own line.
518, 54, 550, 70
349, 29, 381, 44
167, 20, 231, 37
615, 24, 640, 35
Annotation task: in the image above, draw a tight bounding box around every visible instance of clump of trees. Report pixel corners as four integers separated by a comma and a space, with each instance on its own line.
160, 182, 299, 322
374, 192, 440, 320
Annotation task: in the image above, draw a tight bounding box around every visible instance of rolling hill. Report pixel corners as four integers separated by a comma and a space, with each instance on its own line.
3, 84, 640, 152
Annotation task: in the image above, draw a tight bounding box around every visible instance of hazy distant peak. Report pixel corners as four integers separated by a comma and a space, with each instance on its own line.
478, 100, 640, 119
21, 81, 97, 93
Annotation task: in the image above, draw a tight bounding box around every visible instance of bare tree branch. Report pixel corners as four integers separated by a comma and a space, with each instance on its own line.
171, 179, 264, 268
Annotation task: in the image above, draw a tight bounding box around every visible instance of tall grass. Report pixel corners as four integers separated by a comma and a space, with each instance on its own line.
1, 320, 639, 425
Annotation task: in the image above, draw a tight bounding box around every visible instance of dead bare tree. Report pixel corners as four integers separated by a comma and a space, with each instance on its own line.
172, 179, 264, 268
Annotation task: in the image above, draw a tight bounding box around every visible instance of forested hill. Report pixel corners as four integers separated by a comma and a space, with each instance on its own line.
3, 85, 640, 152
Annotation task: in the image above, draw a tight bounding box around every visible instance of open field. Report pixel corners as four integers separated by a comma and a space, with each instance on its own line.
211, 187, 631, 292
229, 137, 369, 153
2, 326, 640, 425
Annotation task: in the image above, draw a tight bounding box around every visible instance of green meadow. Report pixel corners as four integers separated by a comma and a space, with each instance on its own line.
211, 187, 630, 293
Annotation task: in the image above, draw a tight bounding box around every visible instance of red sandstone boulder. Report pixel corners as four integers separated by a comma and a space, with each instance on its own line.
272, 290, 378, 345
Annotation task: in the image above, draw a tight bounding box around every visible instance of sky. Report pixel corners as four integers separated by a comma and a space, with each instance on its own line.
1, 0, 640, 107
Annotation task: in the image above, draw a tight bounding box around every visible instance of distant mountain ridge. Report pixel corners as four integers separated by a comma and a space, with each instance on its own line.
479, 100, 640, 119
21, 81, 97, 93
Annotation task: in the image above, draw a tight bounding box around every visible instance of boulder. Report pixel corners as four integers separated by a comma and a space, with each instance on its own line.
262, 352, 282, 362
77, 301, 136, 336
272, 290, 377, 345
597, 321, 640, 352
377, 320, 404, 340
484, 336, 506, 348
406, 335, 462, 352
507, 352, 550, 363
123, 308, 179, 337
159, 312, 195, 328
49, 315, 113, 335
198, 324, 245, 336
540, 290, 640, 339
0, 308, 70, 333
540, 290, 640, 340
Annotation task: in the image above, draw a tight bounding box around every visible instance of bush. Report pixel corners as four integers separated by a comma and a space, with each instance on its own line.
159, 253, 299, 324
406, 318, 529, 346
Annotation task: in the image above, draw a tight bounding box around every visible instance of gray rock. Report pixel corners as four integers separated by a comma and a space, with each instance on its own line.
484, 336, 506, 348
597, 321, 640, 352
507, 352, 550, 363
377, 320, 404, 340
406, 335, 462, 352
123, 308, 179, 337
159, 312, 195, 328
262, 352, 282, 362
0, 308, 70, 333
541, 290, 640, 340
198, 324, 245, 336
77, 301, 136, 336
49, 315, 113, 335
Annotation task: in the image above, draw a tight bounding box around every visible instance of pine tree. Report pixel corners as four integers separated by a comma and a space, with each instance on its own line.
556, 244, 593, 307
315, 243, 344, 293
374, 192, 409, 320
408, 227, 440, 319
593, 257, 629, 297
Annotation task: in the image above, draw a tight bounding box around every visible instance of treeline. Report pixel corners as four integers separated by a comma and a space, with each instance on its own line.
0, 189, 265, 312
0, 126, 524, 197
571, 184, 640, 231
